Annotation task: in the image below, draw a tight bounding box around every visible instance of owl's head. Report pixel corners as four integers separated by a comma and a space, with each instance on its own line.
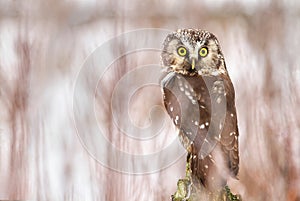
161, 29, 227, 76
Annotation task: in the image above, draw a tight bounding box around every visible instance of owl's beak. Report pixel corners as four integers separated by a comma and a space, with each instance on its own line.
191, 58, 196, 70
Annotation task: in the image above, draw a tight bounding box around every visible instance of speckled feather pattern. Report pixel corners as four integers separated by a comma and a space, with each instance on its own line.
161, 29, 239, 191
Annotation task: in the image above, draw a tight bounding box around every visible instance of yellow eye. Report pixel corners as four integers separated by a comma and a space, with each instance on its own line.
199, 47, 208, 57
177, 47, 187, 56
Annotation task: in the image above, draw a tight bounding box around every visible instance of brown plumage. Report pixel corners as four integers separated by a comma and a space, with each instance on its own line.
160, 29, 239, 191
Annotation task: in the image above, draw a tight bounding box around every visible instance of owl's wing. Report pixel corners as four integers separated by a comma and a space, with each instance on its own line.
199, 78, 227, 157
219, 75, 239, 177
160, 72, 201, 145
201, 75, 239, 177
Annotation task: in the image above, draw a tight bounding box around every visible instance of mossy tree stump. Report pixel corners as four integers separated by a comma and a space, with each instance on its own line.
171, 155, 241, 201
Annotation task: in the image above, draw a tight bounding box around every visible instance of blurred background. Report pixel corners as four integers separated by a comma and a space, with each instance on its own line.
0, 0, 299, 200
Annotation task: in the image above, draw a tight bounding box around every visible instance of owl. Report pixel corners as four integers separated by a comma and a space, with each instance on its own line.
160, 29, 239, 191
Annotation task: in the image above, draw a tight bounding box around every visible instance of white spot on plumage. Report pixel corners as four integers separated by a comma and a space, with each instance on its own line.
231, 113, 234, 117
211, 71, 219, 76
204, 165, 208, 169
178, 80, 183, 86
200, 124, 205, 129
217, 97, 222, 103
197, 94, 202, 100
230, 132, 235, 136
174, 115, 179, 125
194, 121, 199, 126
170, 106, 173, 112
185, 91, 190, 96
215, 134, 221, 141
205, 122, 209, 126
180, 87, 184, 91
219, 123, 222, 130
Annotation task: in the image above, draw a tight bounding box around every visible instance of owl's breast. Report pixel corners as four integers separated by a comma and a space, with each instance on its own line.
161, 72, 235, 152
161, 73, 216, 145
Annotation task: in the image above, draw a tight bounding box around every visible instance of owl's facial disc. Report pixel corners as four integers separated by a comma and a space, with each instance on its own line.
161, 29, 227, 76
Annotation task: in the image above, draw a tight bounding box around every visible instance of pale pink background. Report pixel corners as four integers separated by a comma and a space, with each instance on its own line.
0, 0, 299, 200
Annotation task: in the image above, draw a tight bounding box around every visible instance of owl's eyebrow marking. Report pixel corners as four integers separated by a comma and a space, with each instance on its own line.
203, 41, 209, 47
177, 40, 185, 46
